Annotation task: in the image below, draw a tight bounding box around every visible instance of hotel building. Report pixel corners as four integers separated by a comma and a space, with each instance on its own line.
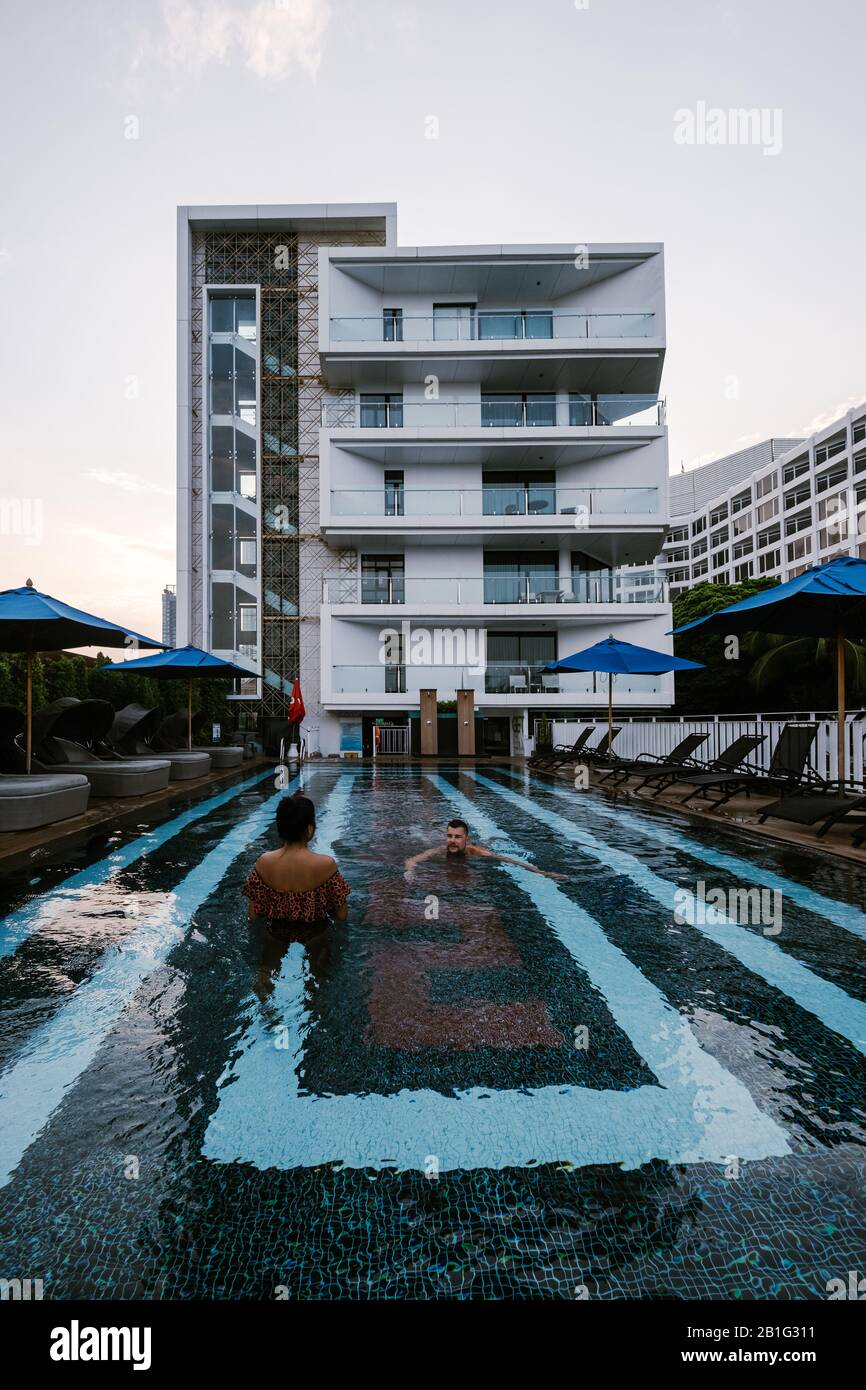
176, 205, 673, 756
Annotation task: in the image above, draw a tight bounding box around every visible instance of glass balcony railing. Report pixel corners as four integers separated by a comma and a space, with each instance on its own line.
329, 485, 660, 518
329, 663, 662, 695
321, 395, 665, 429
322, 570, 667, 605
329, 311, 656, 343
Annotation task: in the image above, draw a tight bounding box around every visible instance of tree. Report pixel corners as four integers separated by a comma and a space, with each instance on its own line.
671, 579, 776, 714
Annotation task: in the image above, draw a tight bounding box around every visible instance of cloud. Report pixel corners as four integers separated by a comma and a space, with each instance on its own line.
796, 395, 866, 440
160, 0, 332, 78
69, 525, 175, 559
86, 470, 173, 497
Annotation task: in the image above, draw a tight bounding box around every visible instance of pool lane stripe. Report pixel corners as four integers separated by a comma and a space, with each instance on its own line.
203, 771, 789, 1172
501, 765, 866, 945
465, 771, 866, 1058
0, 772, 307, 1190
0, 767, 277, 960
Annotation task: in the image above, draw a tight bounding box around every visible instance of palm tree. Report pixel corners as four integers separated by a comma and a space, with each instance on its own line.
744, 633, 866, 704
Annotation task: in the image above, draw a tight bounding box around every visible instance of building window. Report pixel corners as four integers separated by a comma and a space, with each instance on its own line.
757, 524, 781, 549
756, 497, 779, 524
814, 432, 846, 466
785, 507, 811, 536
383, 308, 403, 342
712, 548, 729, 568
732, 511, 752, 536
784, 480, 811, 510
238, 604, 257, 634
733, 537, 753, 559
667, 548, 689, 563
709, 504, 729, 526
433, 303, 476, 341
361, 554, 405, 603
816, 462, 849, 493
758, 549, 780, 574
731, 489, 752, 514
734, 561, 752, 582
755, 471, 777, 498
710, 526, 729, 548
691, 516, 706, 535
360, 394, 404, 428
384, 470, 405, 516
783, 456, 809, 485
482, 393, 556, 428
478, 309, 553, 340
667, 526, 688, 543
786, 535, 811, 563
693, 560, 708, 578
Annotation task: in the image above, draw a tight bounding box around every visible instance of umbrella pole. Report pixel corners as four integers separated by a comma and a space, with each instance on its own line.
25, 649, 32, 775
188, 676, 193, 751
837, 629, 846, 788
608, 671, 613, 747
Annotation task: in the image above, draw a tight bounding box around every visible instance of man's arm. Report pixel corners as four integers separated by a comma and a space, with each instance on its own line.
403, 846, 442, 881
469, 846, 566, 881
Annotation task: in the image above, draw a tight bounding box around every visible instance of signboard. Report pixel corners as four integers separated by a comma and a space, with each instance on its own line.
212, 723, 221, 744
339, 719, 363, 757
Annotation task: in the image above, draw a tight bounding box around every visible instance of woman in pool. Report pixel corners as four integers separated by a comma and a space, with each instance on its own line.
244, 792, 350, 1000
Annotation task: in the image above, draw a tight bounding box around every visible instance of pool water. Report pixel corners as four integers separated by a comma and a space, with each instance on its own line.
0, 763, 864, 1299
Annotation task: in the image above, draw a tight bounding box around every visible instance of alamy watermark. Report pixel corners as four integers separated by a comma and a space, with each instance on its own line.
674, 102, 783, 157
673, 879, 782, 936
379, 622, 486, 676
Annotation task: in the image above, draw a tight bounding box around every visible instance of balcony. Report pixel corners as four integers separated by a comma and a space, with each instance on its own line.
329, 484, 660, 519
327, 663, 663, 698
329, 309, 656, 344
322, 569, 667, 606
322, 395, 665, 430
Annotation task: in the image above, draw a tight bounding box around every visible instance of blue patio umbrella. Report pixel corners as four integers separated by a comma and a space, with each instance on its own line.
671, 554, 866, 783
547, 635, 703, 743
0, 579, 166, 772
101, 644, 257, 749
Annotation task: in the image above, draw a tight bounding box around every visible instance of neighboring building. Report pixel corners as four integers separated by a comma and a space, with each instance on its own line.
177, 205, 673, 755
161, 584, 176, 648
659, 404, 866, 596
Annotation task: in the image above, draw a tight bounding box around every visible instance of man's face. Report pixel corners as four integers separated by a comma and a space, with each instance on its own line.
445, 823, 468, 855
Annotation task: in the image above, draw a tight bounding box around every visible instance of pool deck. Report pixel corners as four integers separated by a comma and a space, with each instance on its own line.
527, 759, 866, 866
0, 756, 273, 873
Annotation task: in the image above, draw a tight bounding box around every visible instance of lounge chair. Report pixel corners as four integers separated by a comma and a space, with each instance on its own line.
756, 789, 866, 838
0, 705, 91, 830
637, 732, 766, 796
583, 727, 622, 766
152, 711, 244, 769
108, 703, 212, 781
530, 727, 593, 769
677, 723, 819, 808
596, 731, 710, 786
26, 698, 171, 797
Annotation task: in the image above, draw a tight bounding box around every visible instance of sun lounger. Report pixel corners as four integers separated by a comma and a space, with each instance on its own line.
757, 790, 866, 839
597, 731, 709, 786
0, 772, 90, 831
530, 728, 593, 769
152, 711, 243, 769
637, 733, 766, 796
108, 703, 211, 781
583, 727, 622, 766
678, 723, 819, 808
27, 698, 172, 796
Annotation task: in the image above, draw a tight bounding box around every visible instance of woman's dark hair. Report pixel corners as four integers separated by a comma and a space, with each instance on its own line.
276, 793, 316, 843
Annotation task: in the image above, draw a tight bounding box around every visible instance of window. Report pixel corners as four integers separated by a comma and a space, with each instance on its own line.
756, 497, 779, 524
667, 548, 689, 563
486, 631, 557, 693
384, 470, 404, 517
482, 393, 556, 427
360, 394, 403, 427
783, 456, 809, 485
853, 418, 866, 444
756, 471, 778, 498
667, 526, 688, 544
710, 504, 729, 526
731, 488, 751, 513
710, 526, 729, 548
478, 310, 553, 340
757, 524, 781, 549
238, 604, 257, 634
484, 550, 558, 603
815, 432, 846, 466
692, 516, 706, 535
712, 548, 729, 568
668, 567, 689, 584
784, 480, 811, 510
383, 308, 403, 342
433, 303, 475, 341
239, 472, 256, 500
732, 511, 752, 536
758, 549, 780, 574
361, 554, 405, 603
785, 507, 811, 536
482, 471, 556, 516
691, 538, 707, 557
734, 561, 752, 582
210, 295, 256, 341
816, 462, 848, 493
238, 539, 256, 567
693, 560, 708, 577
787, 535, 811, 563
733, 537, 753, 559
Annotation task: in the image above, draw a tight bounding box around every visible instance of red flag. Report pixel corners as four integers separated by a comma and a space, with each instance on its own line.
287, 676, 306, 725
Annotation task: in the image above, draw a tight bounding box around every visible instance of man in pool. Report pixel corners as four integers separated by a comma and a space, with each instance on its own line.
403, 817, 566, 882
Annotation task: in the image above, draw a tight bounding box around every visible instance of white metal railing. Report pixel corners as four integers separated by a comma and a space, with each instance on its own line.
329, 310, 656, 343
328, 485, 659, 519
321, 395, 666, 429
541, 712, 866, 789
376, 725, 411, 755
331, 664, 661, 697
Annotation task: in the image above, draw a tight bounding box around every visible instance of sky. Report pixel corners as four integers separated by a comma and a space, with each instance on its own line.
1, 0, 864, 639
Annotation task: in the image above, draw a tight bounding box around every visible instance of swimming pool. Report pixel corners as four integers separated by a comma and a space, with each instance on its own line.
0, 762, 864, 1299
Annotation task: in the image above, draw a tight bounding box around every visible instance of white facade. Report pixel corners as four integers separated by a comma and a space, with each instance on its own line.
659, 406, 866, 595
177, 208, 674, 756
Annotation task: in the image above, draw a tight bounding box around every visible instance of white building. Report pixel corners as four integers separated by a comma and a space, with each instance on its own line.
177, 205, 673, 756
161, 584, 176, 648
659, 405, 866, 595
